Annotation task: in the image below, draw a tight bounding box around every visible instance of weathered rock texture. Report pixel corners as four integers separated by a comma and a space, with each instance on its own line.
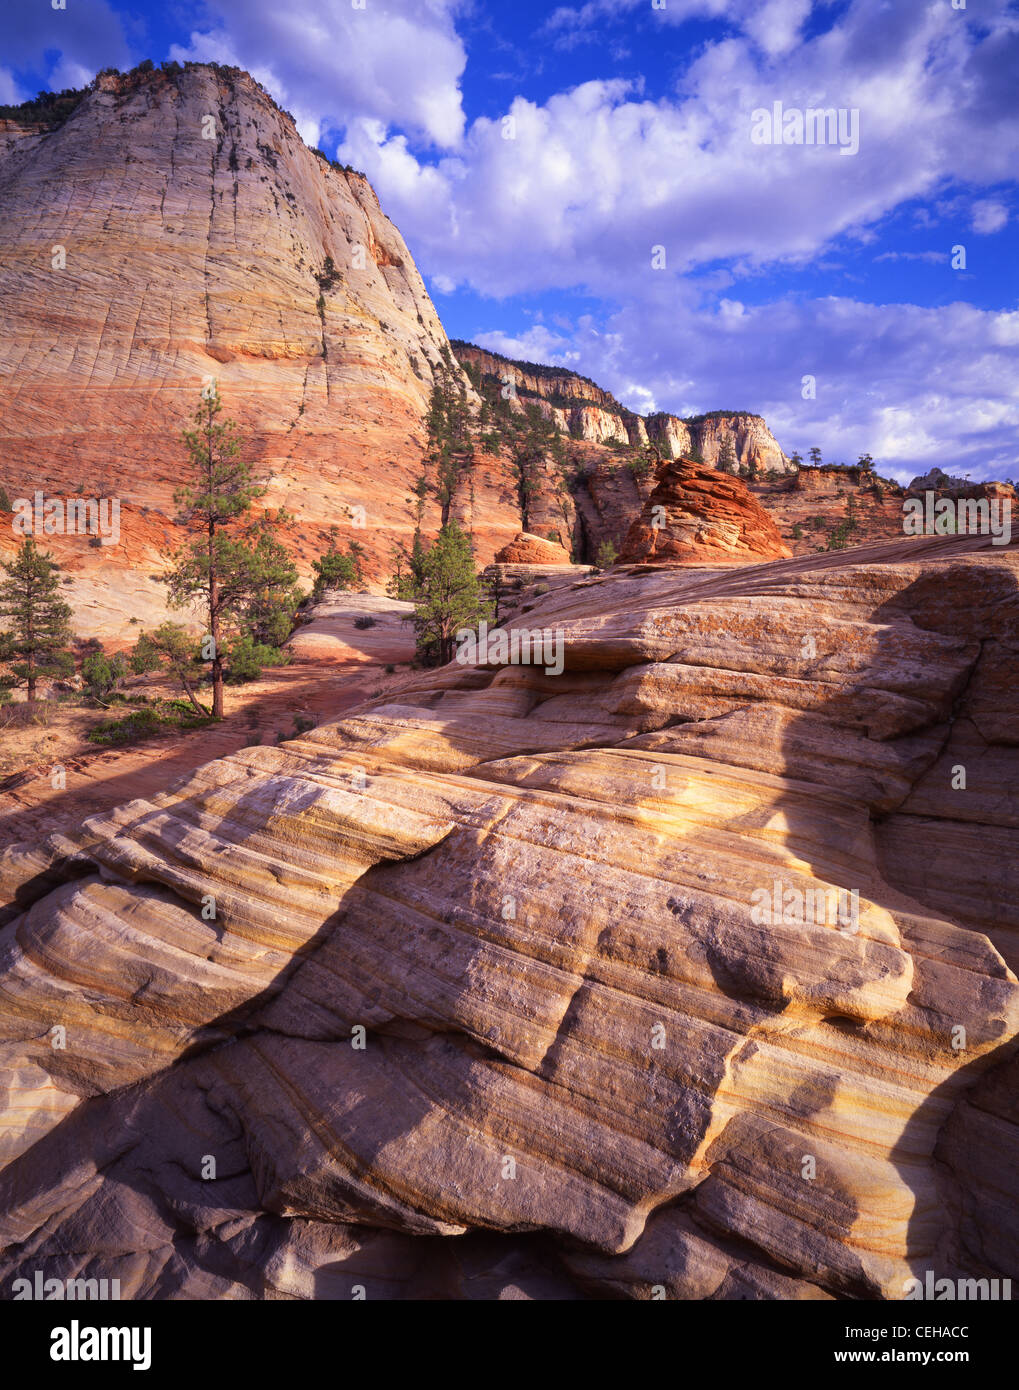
618, 458, 792, 566
494, 532, 572, 566
1, 531, 1016, 1299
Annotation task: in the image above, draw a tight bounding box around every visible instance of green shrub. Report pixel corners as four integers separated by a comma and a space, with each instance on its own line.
86, 699, 212, 746
225, 634, 289, 684
312, 541, 358, 597
81, 650, 126, 701
87, 706, 162, 745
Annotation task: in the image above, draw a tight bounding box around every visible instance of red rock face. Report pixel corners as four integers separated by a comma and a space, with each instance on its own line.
0, 65, 513, 640
618, 457, 793, 565
493, 532, 572, 565
455, 343, 793, 473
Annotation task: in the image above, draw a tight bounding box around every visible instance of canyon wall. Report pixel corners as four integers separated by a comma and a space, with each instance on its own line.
454, 342, 793, 475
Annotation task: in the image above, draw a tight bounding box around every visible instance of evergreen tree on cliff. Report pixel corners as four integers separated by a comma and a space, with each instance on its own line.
716, 437, 737, 474
167, 384, 267, 718
0, 538, 73, 700
426, 346, 475, 525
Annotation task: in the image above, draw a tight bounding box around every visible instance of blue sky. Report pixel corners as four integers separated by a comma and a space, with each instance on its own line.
2, 0, 1017, 480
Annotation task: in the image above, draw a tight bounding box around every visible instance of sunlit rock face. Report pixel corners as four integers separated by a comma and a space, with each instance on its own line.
0, 532, 1016, 1299
0, 63, 494, 639
494, 533, 572, 565
618, 457, 792, 566
453, 344, 793, 477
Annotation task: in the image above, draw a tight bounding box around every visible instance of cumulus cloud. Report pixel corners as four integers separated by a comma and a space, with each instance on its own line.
169, 0, 468, 149
971, 199, 1009, 235
499, 295, 1019, 482
342, 0, 1019, 303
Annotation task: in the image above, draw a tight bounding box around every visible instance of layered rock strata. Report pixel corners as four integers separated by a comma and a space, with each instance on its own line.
618, 458, 792, 565
0, 532, 1015, 1298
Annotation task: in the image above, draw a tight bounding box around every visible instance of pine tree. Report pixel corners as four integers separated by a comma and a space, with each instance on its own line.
716, 437, 737, 474
426, 346, 475, 525
82, 647, 126, 702
312, 529, 359, 599
808, 446, 823, 467
167, 385, 269, 718
0, 537, 73, 700
400, 521, 492, 666
510, 404, 557, 530
237, 511, 301, 645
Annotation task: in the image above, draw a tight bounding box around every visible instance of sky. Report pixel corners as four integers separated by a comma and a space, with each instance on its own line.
2, 0, 1018, 481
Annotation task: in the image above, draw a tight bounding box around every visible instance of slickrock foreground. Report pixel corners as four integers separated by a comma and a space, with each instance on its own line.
0, 533, 1016, 1299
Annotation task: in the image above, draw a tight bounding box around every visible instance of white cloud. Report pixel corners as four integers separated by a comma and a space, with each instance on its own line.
169, 0, 468, 149
342, 0, 1019, 302
971, 199, 1008, 235
0, 67, 25, 104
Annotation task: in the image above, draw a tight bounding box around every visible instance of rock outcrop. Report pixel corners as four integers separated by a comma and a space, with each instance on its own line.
493, 533, 572, 566
618, 458, 792, 566
690, 412, 790, 475
1, 531, 1016, 1299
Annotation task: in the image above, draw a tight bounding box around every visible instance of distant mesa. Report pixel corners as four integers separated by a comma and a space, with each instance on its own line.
618, 457, 793, 566
453, 341, 793, 474
907, 467, 1016, 499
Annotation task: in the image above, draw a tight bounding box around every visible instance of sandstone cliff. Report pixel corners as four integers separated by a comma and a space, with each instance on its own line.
455, 342, 793, 474
0, 532, 1015, 1299
0, 63, 486, 640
